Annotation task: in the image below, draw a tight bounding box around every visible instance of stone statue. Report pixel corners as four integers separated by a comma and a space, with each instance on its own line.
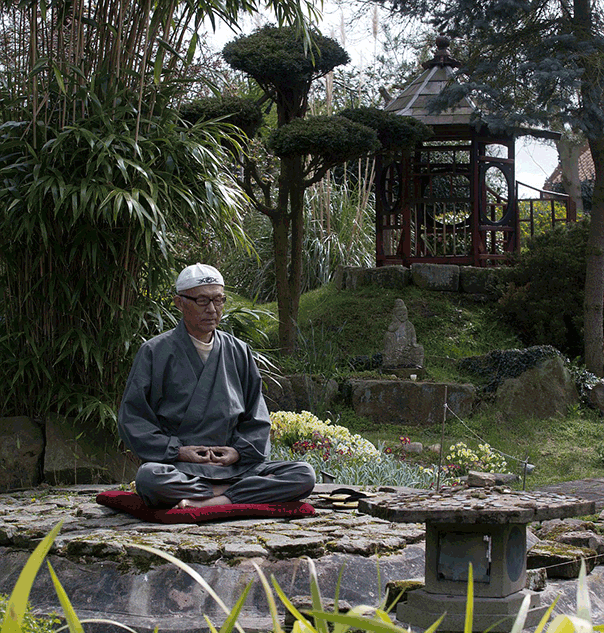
383, 299, 424, 368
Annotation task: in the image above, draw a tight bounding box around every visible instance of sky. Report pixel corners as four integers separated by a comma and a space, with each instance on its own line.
203, 2, 560, 193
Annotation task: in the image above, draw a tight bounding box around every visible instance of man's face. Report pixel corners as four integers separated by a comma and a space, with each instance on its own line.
174, 284, 225, 341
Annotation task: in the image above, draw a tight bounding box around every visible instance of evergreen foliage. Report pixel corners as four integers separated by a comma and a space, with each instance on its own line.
223, 25, 350, 102
0, 0, 319, 426
268, 116, 380, 160
457, 346, 563, 393
338, 107, 432, 151
182, 97, 264, 138
497, 219, 590, 358
221, 26, 386, 353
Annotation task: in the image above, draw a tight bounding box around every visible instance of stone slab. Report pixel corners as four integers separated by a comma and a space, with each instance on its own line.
359, 487, 596, 524
0, 416, 44, 491
349, 380, 475, 427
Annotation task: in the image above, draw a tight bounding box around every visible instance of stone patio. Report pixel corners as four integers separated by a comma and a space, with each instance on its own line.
0, 483, 603, 632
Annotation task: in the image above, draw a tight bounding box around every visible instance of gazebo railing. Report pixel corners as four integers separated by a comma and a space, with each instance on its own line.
516, 181, 576, 243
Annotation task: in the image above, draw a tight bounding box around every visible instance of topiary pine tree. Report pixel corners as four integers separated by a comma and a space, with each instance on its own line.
218, 25, 430, 354
367, 0, 604, 376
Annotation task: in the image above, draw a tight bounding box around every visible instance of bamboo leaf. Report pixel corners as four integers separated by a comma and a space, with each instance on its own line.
47, 562, 85, 633
129, 544, 245, 633
252, 563, 283, 633
307, 558, 327, 633
218, 581, 253, 633
534, 596, 560, 633
56, 619, 139, 633
153, 50, 165, 85
307, 610, 417, 633
464, 563, 473, 633
509, 593, 531, 633
576, 560, 592, 623
1, 522, 63, 633
271, 576, 316, 633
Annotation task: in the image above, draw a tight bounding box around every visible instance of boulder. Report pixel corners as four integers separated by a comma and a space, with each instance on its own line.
286, 375, 340, 412
554, 531, 604, 561
335, 265, 410, 291
0, 417, 44, 492
588, 380, 604, 414
401, 442, 423, 454
466, 471, 519, 487
411, 263, 460, 292
44, 416, 138, 486
349, 380, 475, 426
525, 568, 547, 592
495, 356, 579, 419
459, 266, 500, 297
263, 375, 297, 412
383, 299, 424, 369
527, 541, 597, 578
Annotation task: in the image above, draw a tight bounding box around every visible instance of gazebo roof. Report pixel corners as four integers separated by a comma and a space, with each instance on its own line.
384, 36, 479, 127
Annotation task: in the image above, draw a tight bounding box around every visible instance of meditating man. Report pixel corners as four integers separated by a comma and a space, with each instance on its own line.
118, 263, 316, 508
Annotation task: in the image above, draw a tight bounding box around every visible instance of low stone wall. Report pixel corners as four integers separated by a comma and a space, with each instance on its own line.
0, 416, 138, 493
334, 263, 504, 297
349, 379, 476, 427
264, 375, 476, 426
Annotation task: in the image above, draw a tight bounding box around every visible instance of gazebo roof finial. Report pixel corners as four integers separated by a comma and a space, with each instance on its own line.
422, 34, 462, 69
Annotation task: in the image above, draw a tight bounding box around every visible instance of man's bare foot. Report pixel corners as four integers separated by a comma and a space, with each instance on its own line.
176, 495, 232, 509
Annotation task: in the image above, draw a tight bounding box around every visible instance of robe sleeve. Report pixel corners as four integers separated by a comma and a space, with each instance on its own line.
118, 343, 182, 463
229, 345, 271, 463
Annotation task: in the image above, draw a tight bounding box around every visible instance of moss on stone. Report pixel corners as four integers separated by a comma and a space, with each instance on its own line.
385, 580, 424, 609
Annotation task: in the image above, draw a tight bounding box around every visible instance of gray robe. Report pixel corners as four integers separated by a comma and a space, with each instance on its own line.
118, 321, 271, 480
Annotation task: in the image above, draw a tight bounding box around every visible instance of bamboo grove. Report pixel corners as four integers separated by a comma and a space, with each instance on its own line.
0, 0, 315, 428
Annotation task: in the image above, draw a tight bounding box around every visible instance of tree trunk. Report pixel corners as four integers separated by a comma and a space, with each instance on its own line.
288, 155, 305, 352
273, 156, 297, 355
556, 135, 585, 215
575, 0, 604, 375
584, 136, 604, 376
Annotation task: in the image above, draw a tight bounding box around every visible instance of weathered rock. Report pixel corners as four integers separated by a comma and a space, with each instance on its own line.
495, 357, 579, 419
384, 580, 424, 608
383, 299, 424, 369
588, 380, 604, 414
555, 531, 604, 560
527, 542, 597, 578
44, 417, 138, 485
402, 442, 423, 454
466, 471, 519, 487
286, 375, 340, 412
459, 266, 500, 297
0, 417, 44, 492
525, 568, 547, 591
263, 375, 297, 412
349, 380, 475, 426
534, 518, 574, 540
335, 265, 410, 291
284, 597, 353, 631
411, 263, 460, 292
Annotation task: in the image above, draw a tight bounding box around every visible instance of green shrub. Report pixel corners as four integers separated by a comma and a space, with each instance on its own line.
0, 596, 60, 633
497, 219, 589, 358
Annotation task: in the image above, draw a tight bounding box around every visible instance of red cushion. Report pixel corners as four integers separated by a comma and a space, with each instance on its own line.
96, 490, 315, 524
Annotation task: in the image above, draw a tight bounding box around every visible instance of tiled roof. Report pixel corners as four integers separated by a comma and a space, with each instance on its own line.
544, 142, 595, 188
384, 62, 479, 126
384, 36, 480, 127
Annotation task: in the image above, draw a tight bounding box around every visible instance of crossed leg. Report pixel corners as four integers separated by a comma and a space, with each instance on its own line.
135, 461, 315, 508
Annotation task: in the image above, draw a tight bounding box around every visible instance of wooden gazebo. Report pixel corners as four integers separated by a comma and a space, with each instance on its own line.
377, 36, 520, 267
